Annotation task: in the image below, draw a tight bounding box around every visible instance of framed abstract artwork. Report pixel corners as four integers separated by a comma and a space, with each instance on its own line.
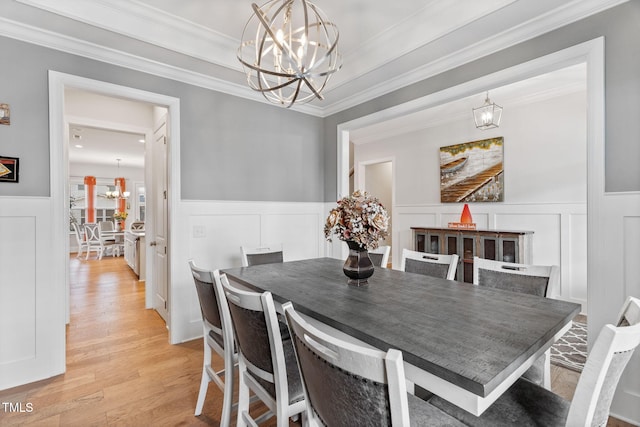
440, 137, 503, 203
0, 156, 19, 183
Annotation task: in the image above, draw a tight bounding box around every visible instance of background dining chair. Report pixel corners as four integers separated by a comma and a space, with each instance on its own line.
83, 223, 104, 260
473, 256, 560, 298
240, 243, 284, 267
429, 296, 640, 427
129, 221, 145, 231
98, 222, 120, 257
221, 278, 305, 427
283, 302, 465, 426
400, 248, 459, 280
369, 245, 391, 268
72, 223, 88, 258
473, 256, 560, 388
98, 220, 116, 241
188, 261, 237, 426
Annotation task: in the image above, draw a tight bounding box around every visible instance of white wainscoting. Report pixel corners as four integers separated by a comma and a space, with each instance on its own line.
392, 202, 588, 312
0, 197, 64, 391
597, 192, 640, 424
171, 200, 330, 343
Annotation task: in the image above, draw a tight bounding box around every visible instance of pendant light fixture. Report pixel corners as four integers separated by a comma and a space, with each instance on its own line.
237, 0, 341, 108
473, 91, 503, 130
105, 159, 130, 199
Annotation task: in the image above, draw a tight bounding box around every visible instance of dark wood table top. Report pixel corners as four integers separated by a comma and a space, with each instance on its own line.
223, 257, 580, 398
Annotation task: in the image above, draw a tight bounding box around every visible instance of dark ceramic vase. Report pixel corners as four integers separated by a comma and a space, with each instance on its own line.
343, 240, 374, 287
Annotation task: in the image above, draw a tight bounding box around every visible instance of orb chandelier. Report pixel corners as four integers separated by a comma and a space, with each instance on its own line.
237, 0, 342, 108
473, 91, 503, 130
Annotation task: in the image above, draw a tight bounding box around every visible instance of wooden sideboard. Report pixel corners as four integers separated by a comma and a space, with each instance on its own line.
411, 227, 533, 283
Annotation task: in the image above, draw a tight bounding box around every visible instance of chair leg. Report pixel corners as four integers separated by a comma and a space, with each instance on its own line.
194, 364, 210, 416
236, 365, 251, 427
195, 338, 212, 417
220, 352, 235, 427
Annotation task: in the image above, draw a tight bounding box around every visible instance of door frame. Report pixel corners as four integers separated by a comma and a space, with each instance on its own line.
48, 71, 181, 341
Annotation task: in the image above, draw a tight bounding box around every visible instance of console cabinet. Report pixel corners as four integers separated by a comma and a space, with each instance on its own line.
124, 230, 146, 280
412, 227, 533, 283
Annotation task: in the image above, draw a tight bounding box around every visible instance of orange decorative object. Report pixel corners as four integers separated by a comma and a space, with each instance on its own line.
449, 204, 476, 229
460, 204, 473, 223
84, 176, 96, 223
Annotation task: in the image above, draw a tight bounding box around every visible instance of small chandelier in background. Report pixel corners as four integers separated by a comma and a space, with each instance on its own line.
105, 159, 130, 199
473, 91, 503, 130
237, 0, 342, 108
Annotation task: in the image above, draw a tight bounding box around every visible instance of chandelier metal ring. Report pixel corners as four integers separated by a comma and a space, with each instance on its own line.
237, 0, 342, 107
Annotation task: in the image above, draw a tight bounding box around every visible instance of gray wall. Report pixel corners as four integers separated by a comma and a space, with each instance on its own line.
324, 1, 640, 199
0, 36, 325, 202
2, 2, 638, 202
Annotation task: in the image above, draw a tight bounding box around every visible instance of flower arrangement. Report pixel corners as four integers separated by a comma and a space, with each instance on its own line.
324, 190, 390, 250
113, 211, 128, 221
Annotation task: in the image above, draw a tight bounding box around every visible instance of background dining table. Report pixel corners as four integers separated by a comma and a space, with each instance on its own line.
223, 257, 581, 416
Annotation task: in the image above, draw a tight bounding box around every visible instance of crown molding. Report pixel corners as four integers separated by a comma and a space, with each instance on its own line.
16, 0, 241, 71
0, 16, 324, 116
1, 0, 628, 118
320, 0, 628, 116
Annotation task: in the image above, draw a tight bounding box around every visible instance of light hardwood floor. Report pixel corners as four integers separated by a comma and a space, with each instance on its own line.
0, 256, 635, 426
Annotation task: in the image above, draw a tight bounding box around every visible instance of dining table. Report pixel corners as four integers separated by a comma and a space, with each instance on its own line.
223, 257, 581, 416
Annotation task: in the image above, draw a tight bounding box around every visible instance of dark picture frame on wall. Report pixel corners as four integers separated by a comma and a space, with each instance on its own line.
0, 156, 19, 183
439, 137, 504, 203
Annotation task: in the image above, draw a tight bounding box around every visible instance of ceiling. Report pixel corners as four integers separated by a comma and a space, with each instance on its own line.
68, 125, 146, 168
0, 0, 624, 116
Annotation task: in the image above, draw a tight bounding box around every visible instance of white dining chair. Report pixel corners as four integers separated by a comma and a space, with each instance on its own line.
473, 256, 560, 298
240, 243, 284, 267
369, 244, 391, 268
400, 248, 459, 280
221, 277, 306, 427
429, 296, 640, 427
83, 223, 104, 260
98, 222, 120, 257
188, 261, 237, 426
283, 302, 465, 426
129, 221, 145, 231
72, 223, 88, 258
473, 256, 560, 388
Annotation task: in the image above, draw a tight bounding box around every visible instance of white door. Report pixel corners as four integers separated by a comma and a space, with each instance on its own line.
152, 117, 169, 322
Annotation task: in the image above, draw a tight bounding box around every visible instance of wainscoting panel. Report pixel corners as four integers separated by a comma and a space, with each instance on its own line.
568, 213, 588, 304
0, 197, 63, 391
495, 213, 561, 266
175, 200, 327, 342
623, 216, 640, 305
188, 213, 262, 270
261, 213, 322, 262
597, 193, 640, 425
0, 216, 36, 363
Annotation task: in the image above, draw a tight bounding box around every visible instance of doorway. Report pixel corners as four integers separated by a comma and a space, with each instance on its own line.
361, 160, 394, 264
337, 39, 604, 316
49, 71, 180, 341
